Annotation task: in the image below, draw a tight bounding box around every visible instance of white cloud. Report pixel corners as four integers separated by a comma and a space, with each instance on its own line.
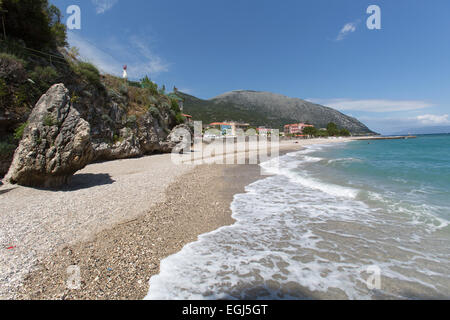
417, 114, 449, 125
91, 0, 119, 14
356, 114, 450, 134
309, 98, 433, 113
128, 36, 169, 75
67, 31, 169, 79
178, 88, 193, 94
336, 22, 357, 41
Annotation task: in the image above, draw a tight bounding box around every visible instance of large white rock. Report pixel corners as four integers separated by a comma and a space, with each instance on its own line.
5, 84, 94, 188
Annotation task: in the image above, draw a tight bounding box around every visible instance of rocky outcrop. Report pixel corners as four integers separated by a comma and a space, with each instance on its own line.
5, 84, 94, 187
1, 72, 191, 186
161, 124, 194, 154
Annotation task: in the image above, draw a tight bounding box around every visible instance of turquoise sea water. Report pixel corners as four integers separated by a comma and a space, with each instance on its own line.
310, 134, 450, 223
146, 135, 450, 300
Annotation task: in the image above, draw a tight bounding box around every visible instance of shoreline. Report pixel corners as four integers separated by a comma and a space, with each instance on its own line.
2, 138, 356, 299
14, 163, 266, 299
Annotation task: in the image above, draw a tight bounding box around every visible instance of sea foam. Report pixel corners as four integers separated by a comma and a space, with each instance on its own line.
146, 142, 450, 300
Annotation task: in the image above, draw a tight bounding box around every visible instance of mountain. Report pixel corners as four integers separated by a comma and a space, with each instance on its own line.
180, 90, 375, 134
394, 126, 450, 135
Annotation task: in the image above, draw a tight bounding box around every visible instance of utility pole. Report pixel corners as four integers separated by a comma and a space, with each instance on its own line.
0, 9, 7, 41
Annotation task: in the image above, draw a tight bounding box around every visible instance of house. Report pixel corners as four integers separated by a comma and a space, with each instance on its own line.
257, 127, 276, 136
284, 123, 314, 135
182, 114, 193, 124
209, 122, 250, 136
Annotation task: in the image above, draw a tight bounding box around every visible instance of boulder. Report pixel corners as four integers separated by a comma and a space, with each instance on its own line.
5, 84, 94, 188
161, 124, 193, 154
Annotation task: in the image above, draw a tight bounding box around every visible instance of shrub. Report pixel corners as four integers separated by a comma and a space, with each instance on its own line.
101, 114, 114, 125
126, 115, 137, 127
43, 115, 58, 127
1, 0, 67, 49
148, 95, 158, 105
127, 80, 141, 88
0, 52, 26, 66
175, 113, 186, 125
29, 66, 59, 90
118, 84, 128, 96
14, 122, 28, 141
0, 78, 8, 99
140, 76, 158, 96
0, 141, 16, 156
170, 98, 181, 114
340, 129, 351, 137
72, 62, 101, 88
148, 106, 160, 118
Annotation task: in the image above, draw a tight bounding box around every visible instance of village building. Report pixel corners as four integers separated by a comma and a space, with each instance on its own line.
208, 122, 250, 136
257, 127, 276, 136
284, 123, 314, 136
182, 114, 193, 124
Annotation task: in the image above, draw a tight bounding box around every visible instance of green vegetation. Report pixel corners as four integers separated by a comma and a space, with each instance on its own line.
126, 115, 137, 127
170, 98, 181, 114
0, 141, 16, 156
148, 106, 160, 118
302, 126, 317, 137
13, 122, 28, 140
1, 0, 67, 49
140, 76, 158, 96
43, 114, 58, 127
175, 113, 186, 125
29, 65, 59, 92
326, 122, 339, 136
71, 62, 101, 88
301, 123, 352, 138
101, 114, 114, 125
0, 78, 8, 99
0, 52, 26, 66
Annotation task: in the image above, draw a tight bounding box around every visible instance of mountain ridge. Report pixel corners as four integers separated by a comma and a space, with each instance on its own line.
180, 90, 376, 134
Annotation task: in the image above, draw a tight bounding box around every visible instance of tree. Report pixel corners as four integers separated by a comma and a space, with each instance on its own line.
2, 0, 67, 49
141, 76, 158, 96
68, 46, 80, 59
159, 84, 166, 95
327, 122, 339, 136
302, 126, 317, 138
340, 128, 351, 137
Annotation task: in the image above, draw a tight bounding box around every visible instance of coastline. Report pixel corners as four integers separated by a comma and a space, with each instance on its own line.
15, 163, 264, 299
2, 138, 355, 300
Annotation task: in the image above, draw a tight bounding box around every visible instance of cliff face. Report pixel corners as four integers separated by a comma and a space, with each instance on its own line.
182, 90, 375, 134
3, 82, 192, 187
0, 51, 185, 179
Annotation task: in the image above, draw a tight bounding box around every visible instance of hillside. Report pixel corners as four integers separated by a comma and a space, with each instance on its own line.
0, 1, 188, 181
181, 90, 375, 134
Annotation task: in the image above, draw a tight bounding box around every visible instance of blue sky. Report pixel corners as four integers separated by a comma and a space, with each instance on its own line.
54, 0, 450, 134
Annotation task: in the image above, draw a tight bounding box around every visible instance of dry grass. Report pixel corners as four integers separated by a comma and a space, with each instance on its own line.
102, 74, 165, 118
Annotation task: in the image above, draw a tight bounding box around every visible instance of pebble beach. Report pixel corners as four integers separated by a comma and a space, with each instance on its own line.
0, 138, 356, 299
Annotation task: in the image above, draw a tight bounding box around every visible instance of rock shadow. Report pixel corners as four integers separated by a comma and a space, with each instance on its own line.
0, 187, 17, 196
61, 173, 116, 192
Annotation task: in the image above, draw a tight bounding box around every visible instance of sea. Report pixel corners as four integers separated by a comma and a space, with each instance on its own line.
145, 134, 450, 300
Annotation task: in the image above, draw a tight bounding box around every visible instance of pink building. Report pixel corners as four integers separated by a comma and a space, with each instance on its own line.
284, 123, 314, 135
